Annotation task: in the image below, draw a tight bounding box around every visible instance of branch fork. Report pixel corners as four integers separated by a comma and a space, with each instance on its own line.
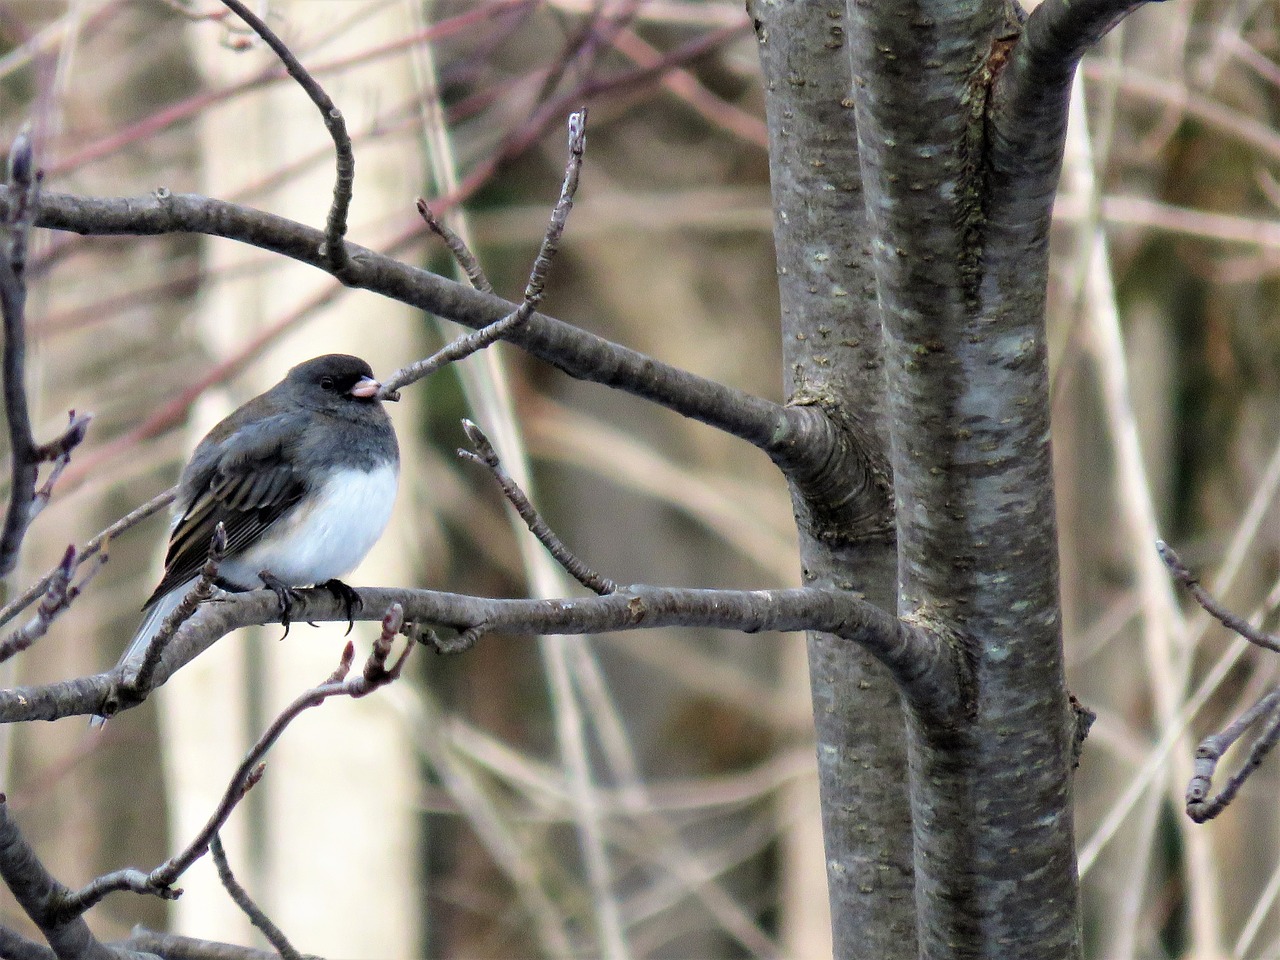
1159, 539, 1280, 821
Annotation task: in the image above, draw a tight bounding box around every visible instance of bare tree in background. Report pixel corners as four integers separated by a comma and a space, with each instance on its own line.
0, 1, 1279, 958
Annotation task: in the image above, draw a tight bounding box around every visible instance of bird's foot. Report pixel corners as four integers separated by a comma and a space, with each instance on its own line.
319, 578, 362, 636
259, 571, 303, 639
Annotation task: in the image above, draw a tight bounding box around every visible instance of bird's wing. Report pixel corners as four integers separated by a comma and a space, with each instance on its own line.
145, 414, 307, 606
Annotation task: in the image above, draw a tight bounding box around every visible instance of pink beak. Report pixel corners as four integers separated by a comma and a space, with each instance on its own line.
349, 376, 382, 399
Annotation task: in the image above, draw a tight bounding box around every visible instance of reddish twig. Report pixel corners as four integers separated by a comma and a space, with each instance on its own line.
64, 608, 410, 913
0, 486, 176, 633
0, 545, 107, 664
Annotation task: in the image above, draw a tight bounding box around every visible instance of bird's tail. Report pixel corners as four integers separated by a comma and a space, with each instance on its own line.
90, 585, 188, 728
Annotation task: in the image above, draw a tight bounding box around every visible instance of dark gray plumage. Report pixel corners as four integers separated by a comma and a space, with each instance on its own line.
93, 355, 400, 725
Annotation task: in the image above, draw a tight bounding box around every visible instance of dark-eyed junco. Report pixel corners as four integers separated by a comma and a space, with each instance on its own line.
93, 354, 399, 725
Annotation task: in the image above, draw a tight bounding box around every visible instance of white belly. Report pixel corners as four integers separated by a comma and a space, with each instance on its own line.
222, 463, 398, 587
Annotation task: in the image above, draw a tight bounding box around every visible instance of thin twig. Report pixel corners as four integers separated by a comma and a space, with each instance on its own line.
1186, 686, 1280, 823
209, 834, 304, 960
0, 486, 176, 633
459, 418, 617, 595
0, 545, 105, 663
26, 414, 77, 524
417, 198, 492, 293
0, 547, 72, 664
1157, 539, 1280, 652
64, 617, 410, 913
219, 0, 353, 272
0, 129, 41, 577
378, 304, 534, 402
379, 108, 588, 400
150, 622, 408, 885
426, 621, 486, 656
521, 107, 586, 309
1159, 539, 1280, 821
361, 602, 412, 688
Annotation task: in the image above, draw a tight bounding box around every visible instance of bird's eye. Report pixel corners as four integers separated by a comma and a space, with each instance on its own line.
320, 376, 335, 390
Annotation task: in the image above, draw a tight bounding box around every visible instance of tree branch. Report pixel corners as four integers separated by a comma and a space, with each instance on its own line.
0, 487, 176, 632
0, 628, 402, 959
459, 418, 617, 595
1, 582, 960, 726
4, 186, 846, 507
0, 545, 106, 663
988, 0, 1167, 243
1157, 539, 1280, 652
0, 133, 41, 576
0, 130, 92, 578
1158, 539, 1280, 821
0, 798, 122, 960
1012, 0, 1164, 88
62, 617, 410, 916
1185, 687, 1280, 824
120, 931, 283, 960
0, 926, 55, 960
415, 199, 491, 293
219, 0, 354, 273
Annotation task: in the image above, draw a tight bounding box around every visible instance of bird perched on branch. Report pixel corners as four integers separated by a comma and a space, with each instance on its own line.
92, 354, 399, 725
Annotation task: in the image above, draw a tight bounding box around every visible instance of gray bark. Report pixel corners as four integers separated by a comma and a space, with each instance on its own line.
750, 3, 915, 958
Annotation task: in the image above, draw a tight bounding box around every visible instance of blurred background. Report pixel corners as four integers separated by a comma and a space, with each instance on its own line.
0, 0, 1276, 957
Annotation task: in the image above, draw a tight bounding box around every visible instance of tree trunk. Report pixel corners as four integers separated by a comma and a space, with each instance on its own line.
751, 1, 1149, 956
751, 3, 915, 958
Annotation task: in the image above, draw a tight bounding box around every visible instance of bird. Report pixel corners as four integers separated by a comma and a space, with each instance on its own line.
92, 354, 399, 726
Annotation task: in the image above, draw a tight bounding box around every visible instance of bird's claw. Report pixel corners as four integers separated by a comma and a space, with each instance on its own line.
259, 571, 303, 639
319, 579, 362, 636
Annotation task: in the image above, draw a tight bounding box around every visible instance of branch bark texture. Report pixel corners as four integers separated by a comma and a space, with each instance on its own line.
842, 0, 1127, 955
0, 583, 947, 725
751, 3, 915, 957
